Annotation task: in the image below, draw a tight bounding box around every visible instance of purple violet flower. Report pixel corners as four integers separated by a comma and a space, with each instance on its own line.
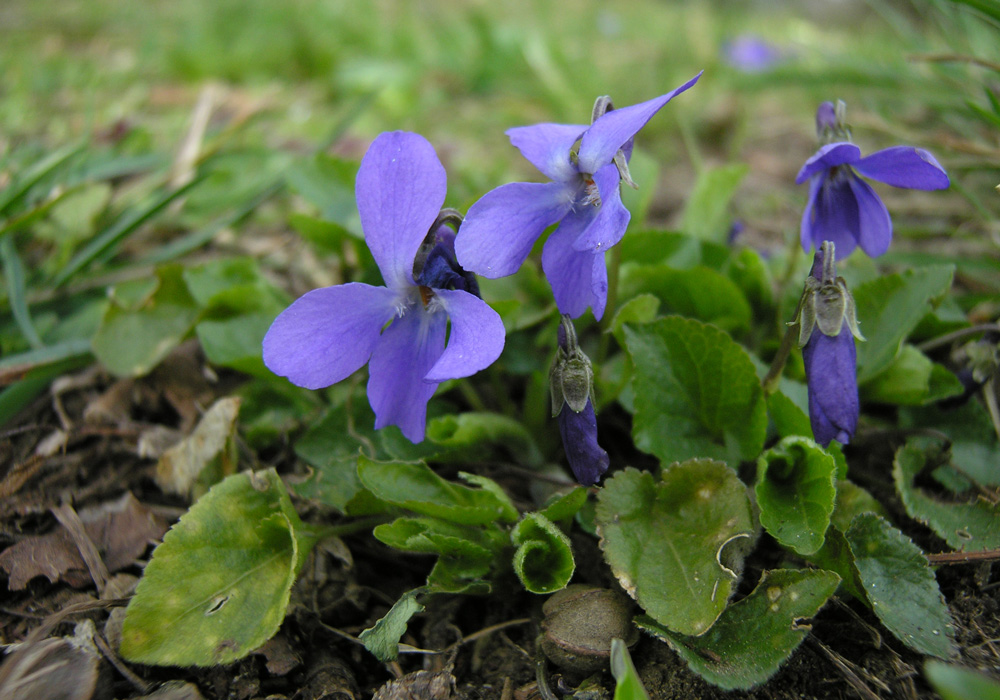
797, 241, 863, 446
796, 100, 950, 259
455, 74, 702, 320
263, 131, 505, 443
722, 35, 784, 73
550, 316, 609, 485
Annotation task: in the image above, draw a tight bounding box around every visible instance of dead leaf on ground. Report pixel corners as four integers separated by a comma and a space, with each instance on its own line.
253, 634, 301, 676
133, 681, 206, 700
372, 670, 456, 700
0, 619, 101, 700
0, 493, 168, 590
154, 396, 241, 498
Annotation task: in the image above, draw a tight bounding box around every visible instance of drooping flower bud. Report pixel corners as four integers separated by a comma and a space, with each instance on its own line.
815, 100, 850, 145
796, 241, 863, 446
550, 315, 609, 485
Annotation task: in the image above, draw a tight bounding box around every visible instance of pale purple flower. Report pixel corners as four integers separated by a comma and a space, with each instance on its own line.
798, 242, 862, 446
263, 131, 505, 443
797, 101, 950, 259
722, 35, 784, 72
455, 74, 702, 320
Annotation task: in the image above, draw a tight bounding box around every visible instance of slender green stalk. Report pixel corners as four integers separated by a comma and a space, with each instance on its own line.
762, 293, 806, 396
308, 515, 394, 543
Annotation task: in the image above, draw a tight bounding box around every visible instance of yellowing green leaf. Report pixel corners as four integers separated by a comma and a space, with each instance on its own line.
120, 469, 316, 666
596, 463, 755, 636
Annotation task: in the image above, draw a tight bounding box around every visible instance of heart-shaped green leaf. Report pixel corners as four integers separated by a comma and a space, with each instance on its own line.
846, 513, 958, 659
625, 317, 766, 466
357, 456, 517, 525
852, 266, 953, 382
893, 441, 1000, 552
637, 569, 840, 690
619, 265, 752, 334
120, 469, 316, 666
755, 436, 836, 556
596, 463, 755, 635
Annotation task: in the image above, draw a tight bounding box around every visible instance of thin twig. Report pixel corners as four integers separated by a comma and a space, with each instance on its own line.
806, 636, 882, 700
926, 549, 1000, 565
441, 618, 533, 655
916, 323, 1000, 353
94, 632, 152, 695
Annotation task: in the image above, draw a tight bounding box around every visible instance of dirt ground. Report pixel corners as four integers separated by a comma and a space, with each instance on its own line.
2, 345, 999, 700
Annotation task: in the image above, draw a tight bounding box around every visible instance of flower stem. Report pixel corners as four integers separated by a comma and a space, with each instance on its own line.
762, 292, 806, 396
916, 323, 1000, 353
308, 515, 394, 542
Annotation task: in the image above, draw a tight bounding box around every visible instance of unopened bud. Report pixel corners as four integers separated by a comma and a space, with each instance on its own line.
550, 315, 595, 416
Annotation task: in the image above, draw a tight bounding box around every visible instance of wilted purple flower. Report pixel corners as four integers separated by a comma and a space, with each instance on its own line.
263, 131, 505, 443
456, 74, 702, 320
797, 100, 949, 259
550, 316, 609, 485
797, 241, 863, 446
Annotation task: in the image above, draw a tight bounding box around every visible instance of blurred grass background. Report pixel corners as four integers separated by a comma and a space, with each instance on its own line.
1, 0, 998, 423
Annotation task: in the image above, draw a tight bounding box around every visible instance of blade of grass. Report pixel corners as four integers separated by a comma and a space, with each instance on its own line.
0, 142, 86, 218
139, 180, 284, 264
947, 0, 1000, 23
52, 174, 207, 288
0, 356, 92, 427
0, 338, 95, 384
0, 237, 43, 349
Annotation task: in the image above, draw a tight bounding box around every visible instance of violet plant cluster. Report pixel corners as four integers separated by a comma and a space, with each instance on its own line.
263, 84, 949, 483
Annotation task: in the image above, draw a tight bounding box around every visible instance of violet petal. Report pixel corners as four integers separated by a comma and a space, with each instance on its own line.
507, 123, 588, 182
424, 288, 506, 382
367, 307, 448, 443
854, 146, 950, 190
577, 72, 702, 174
356, 131, 447, 290
849, 176, 893, 258
802, 325, 859, 447
542, 210, 608, 320
795, 142, 861, 184
803, 174, 861, 258
262, 282, 398, 390
571, 163, 631, 253
456, 181, 573, 279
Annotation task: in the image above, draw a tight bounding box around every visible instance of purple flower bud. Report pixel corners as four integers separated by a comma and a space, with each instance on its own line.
550, 315, 609, 485
557, 399, 610, 486
798, 242, 860, 446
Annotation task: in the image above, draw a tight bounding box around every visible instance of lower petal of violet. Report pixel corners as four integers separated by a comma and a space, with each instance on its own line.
542, 209, 609, 320
802, 325, 859, 447
367, 307, 448, 443
557, 400, 610, 486
423, 288, 505, 383
848, 175, 893, 258
805, 174, 862, 258
263, 282, 398, 390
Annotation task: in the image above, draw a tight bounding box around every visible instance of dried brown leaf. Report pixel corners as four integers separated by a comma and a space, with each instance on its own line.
0, 493, 168, 590
154, 396, 241, 497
